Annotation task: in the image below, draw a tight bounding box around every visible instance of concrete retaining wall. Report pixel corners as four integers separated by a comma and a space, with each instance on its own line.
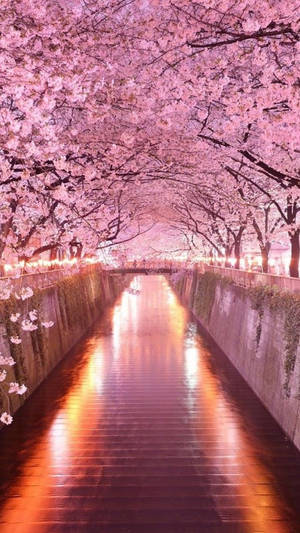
0, 267, 129, 418
172, 270, 300, 450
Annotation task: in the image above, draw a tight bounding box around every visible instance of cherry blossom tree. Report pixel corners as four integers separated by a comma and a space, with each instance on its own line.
0, 0, 299, 426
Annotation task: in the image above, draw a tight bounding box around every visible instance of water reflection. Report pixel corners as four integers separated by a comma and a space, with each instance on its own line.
183, 329, 292, 530
0, 275, 299, 532
184, 326, 200, 391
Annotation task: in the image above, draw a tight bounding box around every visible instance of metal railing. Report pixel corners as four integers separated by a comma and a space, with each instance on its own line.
1, 260, 300, 294
0, 264, 102, 291
197, 264, 300, 294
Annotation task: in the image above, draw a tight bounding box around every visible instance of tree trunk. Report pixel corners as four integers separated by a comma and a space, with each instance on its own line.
50, 246, 58, 269
50, 247, 58, 261
225, 245, 231, 268
260, 243, 270, 273
75, 243, 83, 259
232, 226, 245, 270
234, 238, 241, 269
289, 230, 300, 278
58, 248, 65, 260
261, 248, 269, 273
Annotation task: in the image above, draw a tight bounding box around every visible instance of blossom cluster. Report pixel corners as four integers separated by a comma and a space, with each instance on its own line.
0, 282, 55, 426
0, 352, 27, 425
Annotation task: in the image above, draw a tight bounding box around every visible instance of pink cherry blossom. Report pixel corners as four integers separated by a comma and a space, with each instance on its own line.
10, 336, 22, 345
8, 382, 27, 395
0, 412, 13, 425
21, 319, 38, 332
0, 356, 16, 366
20, 287, 34, 301
29, 310, 38, 322
10, 313, 21, 323
0, 370, 7, 382
41, 321, 55, 328
0, 289, 11, 300
0, 3, 298, 440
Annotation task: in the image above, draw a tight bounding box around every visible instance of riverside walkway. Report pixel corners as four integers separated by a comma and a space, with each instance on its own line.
0, 275, 300, 532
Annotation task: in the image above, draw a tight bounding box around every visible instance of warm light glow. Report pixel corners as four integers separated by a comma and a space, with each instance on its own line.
1, 256, 100, 274
1, 255, 295, 283
184, 337, 199, 390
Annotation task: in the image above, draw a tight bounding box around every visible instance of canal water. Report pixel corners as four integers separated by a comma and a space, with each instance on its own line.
0, 275, 300, 532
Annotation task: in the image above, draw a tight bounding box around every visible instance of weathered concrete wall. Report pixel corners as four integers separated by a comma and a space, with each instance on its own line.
172, 270, 300, 450
0, 268, 129, 417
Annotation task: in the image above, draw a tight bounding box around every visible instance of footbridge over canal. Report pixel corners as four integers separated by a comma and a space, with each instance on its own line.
107, 267, 177, 275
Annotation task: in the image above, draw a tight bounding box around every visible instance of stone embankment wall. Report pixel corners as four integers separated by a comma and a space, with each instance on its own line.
0, 268, 128, 417
172, 270, 300, 450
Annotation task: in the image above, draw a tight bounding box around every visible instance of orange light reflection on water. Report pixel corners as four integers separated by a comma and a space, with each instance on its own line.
183, 331, 291, 532
0, 333, 107, 529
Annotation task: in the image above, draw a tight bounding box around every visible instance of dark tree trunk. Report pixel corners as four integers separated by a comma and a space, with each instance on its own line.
50, 247, 57, 261
260, 242, 271, 273
0, 219, 12, 260
49, 246, 58, 269
0, 201, 17, 261
225, 246, 231, 268
261, 248, 269, 273
232, 226, 245, 270
234, 238, 242, 269
69, 240, 83, 259
289, 230, 300, 278
58, 248, 65, 260
75, 243, 83, 259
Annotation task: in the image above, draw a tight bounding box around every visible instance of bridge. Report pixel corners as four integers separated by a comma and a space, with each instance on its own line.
107, 267, 177, 274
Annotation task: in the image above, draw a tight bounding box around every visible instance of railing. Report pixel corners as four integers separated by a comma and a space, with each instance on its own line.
1, 260, 300, 294
198, 264, 300, 294
0, 264, 102, 291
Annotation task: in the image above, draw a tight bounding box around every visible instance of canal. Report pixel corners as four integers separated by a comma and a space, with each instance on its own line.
0, 275, 300, 532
